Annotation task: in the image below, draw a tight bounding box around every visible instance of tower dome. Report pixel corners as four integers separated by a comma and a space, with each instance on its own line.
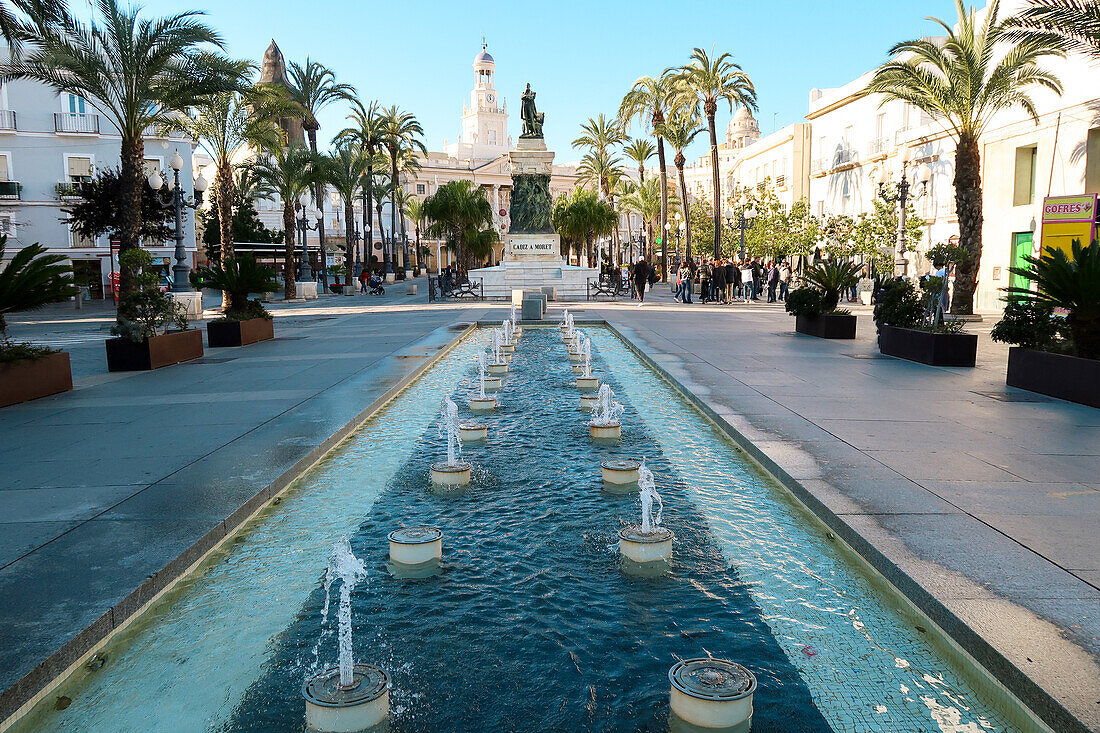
726, 106, 760, 149
474, 48, 494, 64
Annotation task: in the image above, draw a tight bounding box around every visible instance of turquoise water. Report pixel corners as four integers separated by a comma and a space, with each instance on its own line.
15, 327, 1032, 732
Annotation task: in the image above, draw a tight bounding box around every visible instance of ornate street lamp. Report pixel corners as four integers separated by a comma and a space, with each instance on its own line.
296, 202, 319, 281
147, 149, 207, 292
348, 222, 362, 279
874, 146, 932, 278
724, 196, 757, 262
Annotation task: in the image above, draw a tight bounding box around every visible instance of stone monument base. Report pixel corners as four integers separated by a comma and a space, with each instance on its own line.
470, 260, 599, 301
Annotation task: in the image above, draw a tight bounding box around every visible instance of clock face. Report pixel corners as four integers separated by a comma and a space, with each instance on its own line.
486, 94, 494, 104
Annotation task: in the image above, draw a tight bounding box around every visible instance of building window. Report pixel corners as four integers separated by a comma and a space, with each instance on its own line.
0, 214, 13, 236
416, 184, 425, 194
1012, 145, 1037, 207
489, 130, 497, 145
67, 94, 86, 114
0, 153, 10, 181
70, 224, 96, 249
143, 158, 161, 178
67, 155, 93, 182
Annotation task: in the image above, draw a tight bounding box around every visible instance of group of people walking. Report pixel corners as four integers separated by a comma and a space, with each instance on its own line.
672, 257, 792, 304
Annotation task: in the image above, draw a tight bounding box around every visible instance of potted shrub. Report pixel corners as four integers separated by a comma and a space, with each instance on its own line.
993, 239, 1100, 407
785, 261, 859, 339
874, 278, 978, 366
0, 237, 78, 406
198, 255, 277, 347
328, 263, 346, 294
105, 249, 202, 370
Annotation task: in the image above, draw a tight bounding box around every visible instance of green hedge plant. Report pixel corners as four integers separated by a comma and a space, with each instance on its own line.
112, 249, 188, 343
197, 255, 277, 322
0, 236, 79, 360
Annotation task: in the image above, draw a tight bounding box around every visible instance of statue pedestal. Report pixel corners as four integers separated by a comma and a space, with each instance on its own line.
510, 137, 556, 175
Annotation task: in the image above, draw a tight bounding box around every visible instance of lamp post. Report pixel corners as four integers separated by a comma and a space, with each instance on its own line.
724, 197, 758, 262
147, 149, 207, 292
673, 211, 683, 263
296, 202, 319, 281
875, 146, 932, 278
663, 221, 671, 269
349, 222, 362, 279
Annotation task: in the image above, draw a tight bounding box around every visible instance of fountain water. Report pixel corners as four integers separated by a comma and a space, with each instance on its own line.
669, 658, 757, 731
618, 461, 674, 567
487, 329, 509, 373
303, 538, 389, 732
469, 352, 498, 412
589, 383, 623, 440
561, 311, 576, 345
567, 329, 584, 362
509, 304, 521, 337
575, 336, 599, 390
430, 396, 472, 486
499, 320, 515, 352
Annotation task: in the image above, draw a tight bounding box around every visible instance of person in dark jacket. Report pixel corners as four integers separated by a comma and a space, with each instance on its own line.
732, 261, 743, 300
712, 258, 727, 304
750, 257, 763, 301
724, 260, 737, 303
767, 261, 780, 302
699, 258, 713, 304
633, 257, 650, 305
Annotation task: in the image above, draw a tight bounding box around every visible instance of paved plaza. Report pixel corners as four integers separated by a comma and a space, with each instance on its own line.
0, 286, 1097, 730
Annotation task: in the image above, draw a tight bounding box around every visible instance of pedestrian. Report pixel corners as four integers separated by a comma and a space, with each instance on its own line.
751, 257, 763, 301
724, 259, 736, 303
740, 260, 753, 302
699, 258, 713, 304
633, 256, 650, 305
779, 260, 791, 302
732, 260, 743, 301
767, 261, 779, 302
712, 257, 727, 304
684, 257, 695, 304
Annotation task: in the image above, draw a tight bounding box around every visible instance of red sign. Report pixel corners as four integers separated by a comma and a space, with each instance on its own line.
499, 208, 507, 217
1041, 194, 1097, 223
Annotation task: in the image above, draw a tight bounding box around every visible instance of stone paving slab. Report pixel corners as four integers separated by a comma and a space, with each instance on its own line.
577, 298, 1100, 732
0, 285, 488, 724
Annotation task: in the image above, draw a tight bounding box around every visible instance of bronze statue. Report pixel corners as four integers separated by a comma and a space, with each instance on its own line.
520, 83, 544, 139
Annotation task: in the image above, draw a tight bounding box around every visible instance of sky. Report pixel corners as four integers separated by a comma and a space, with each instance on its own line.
78, 0, 963, 163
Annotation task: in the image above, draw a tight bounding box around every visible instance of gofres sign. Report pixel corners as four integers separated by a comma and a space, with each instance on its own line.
1041, 195, 1097, 223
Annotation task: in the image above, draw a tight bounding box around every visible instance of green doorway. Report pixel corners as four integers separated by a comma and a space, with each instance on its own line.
1010, 232, 1033, 292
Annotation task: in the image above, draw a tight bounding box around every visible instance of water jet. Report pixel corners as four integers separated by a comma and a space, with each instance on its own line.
589, 383, 622, 440
430, 397, 471, 486
617, 462, 672, 566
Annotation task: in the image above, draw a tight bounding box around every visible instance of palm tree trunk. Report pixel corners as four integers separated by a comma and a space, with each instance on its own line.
364, 162, 374, 273
283, 204, 296, 299
215, 163, 235, 310
677, 157, 691, 261
389, 151, 399, 275
117, 135, 145, 303
307, 127, 327, 289
656, 135, 669, 282
344, 199, 356, 285
951, 131, 982, 315
706, 104, 721, 260
376, 196, 386, 270
638, 163, 645, 184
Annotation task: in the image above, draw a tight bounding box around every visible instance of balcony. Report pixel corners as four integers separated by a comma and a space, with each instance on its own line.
0, 110, 16, 131
57, 180, 91, 201
775, 174, 787, 189
866, 137, 889, 157
0, 180, 21, 200
54, 112, 100, 134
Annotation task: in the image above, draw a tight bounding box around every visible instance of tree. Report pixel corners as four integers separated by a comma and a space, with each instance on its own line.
2, 0, 242, 312
674, 48, 757, 260
620, 176, 666, 260
404, 196, 428, 271
0, 237, 78, 340
422, 180, 496, 270
378, 105, 426, 275
288, 59, 355, 286
573, 114, 626, 265
250, 144, 317, 299
847, 196, 924, 275
198, 189, 281, 254
552, 187, 616, 265
623, 138, 655, 183
620, 72, 678, 280
64, 166, 173, 244
169, 89, 290, 272
338, 99, 386, 277
316, 143, 369, 285
658, 109, 704, 261
1009, 0, 1100, 58
864, 0, 1063, 313
0, 0, 67, 52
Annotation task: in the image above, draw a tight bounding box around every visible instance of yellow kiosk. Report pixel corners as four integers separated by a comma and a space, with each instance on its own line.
1040, 194, 1097, 257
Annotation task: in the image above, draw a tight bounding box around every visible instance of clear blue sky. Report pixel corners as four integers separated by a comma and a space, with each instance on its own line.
87, 0, 961, 161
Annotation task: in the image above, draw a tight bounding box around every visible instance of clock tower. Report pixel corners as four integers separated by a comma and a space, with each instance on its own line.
448, 43, 510, 160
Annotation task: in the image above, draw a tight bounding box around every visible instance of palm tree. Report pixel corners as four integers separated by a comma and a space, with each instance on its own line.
0, 238, 78, 338
620, 72, 678, 280
553, 187, 617, 266
288, 59, 355, 287
865, 0, 1063, 314
1009, 0, 1100, 58
171, 89, 289, 270
250, 144, 317, 299
404, 196, 428, 272
623, 138, 655, 183
620, 176, 663, 260
378, 105, 427, 277
2, 0, 242, 306
337, 99, 385, 276
675, 47, 757, 262
0, 0, 67, 50
316, 143, 370, 286
422, 180, 495, 270
658, 109, 704, 262
573, 114, 626, 265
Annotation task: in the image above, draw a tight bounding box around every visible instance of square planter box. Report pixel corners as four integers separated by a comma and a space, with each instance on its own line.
795, 313, 857, 339
1007, 347, 1100, 408
0, 351, 72, 408
207, 317, 274, 348
105, 329, 204, 371
877, 324, 977, 367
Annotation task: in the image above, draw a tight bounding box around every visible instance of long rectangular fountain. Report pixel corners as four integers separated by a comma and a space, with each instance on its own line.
7, 325, 1047, 732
